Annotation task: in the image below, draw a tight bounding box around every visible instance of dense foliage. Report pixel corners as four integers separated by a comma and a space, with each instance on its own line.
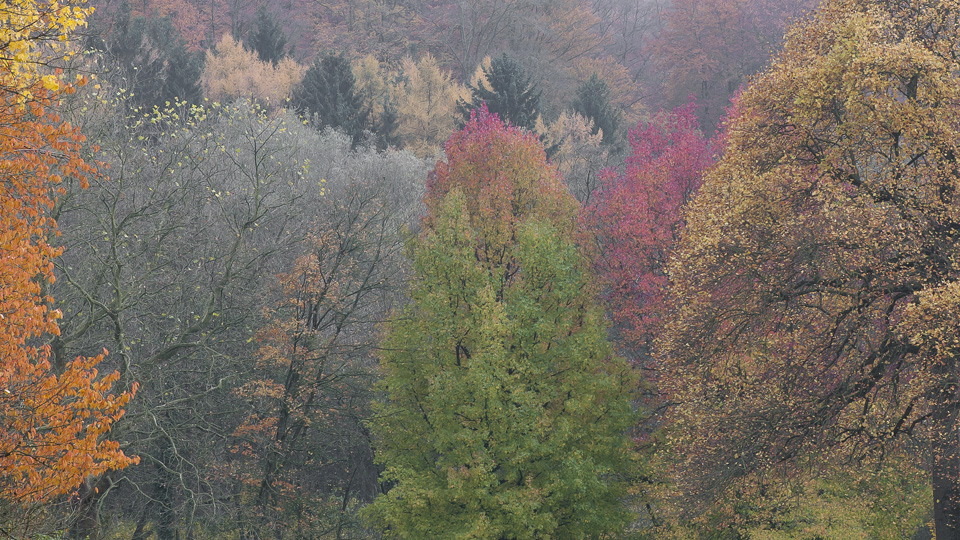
366, 107, 637, 539
663, 0, 960, 536
6, 0, 954, 538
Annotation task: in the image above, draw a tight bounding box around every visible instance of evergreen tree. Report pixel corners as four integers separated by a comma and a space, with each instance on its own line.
293, 53, 369, 146
457, 54, 543, 132
364, 107, 637, 539
374, 101, 401, 150
154, 17, 204, 106
94, 3, 203, 109
247, 7, 291, 66
572, 74, 623, 148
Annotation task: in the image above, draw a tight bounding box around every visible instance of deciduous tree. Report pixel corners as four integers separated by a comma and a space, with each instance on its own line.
394, 54, 466, 159
585, 99, 712, 354
365, 106, 637, 539
662, 1, 960, 536
202, 33, 304, 107
0, 0, 137, 531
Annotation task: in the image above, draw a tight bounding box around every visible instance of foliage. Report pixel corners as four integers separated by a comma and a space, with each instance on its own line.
457, 54, 543, 133
229, 175, 417, 537
202, 34, 304, 107
572, 73, 623, 148
0, 1, 137, 531
310, 0, 425, 61
585, 99, 712, 353
293, 53, 369, 146
247, 6, 291, 66
352, 55, 401, 150
54, 97, 325, 538
0, 0, 93, 97
543, 111, 612, 204
393, 54, 466, 159
94, 4, 204, 110
662, 0, 960, 535
650, 0, 813, 133
0, 82, 138, 516
365, 106, 637, 539
55, 86, 428, 537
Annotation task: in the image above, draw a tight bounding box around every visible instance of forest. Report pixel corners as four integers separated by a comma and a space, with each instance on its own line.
1, 0, 957, 538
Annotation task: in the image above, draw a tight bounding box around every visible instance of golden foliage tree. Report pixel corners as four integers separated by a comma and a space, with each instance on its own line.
394, 54, 465, 159
663, 0, 960, 536
202, 34, 305, 107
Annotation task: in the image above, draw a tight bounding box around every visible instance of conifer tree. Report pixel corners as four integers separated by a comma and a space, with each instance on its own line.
365, 106, 637, 539
457, 54, 543, 132
572, 73, 623, 148
95, 3, 204, 109
293, 53, 369, 146
247, 7, 290, 66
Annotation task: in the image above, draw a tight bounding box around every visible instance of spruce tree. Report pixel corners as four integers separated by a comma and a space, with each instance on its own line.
95, 3, 203, 109
247, 7, 290, 66
457, 54, 543, 132
364, 106, 637, 539
293, 53, 369, 146
572, 73, 623, 148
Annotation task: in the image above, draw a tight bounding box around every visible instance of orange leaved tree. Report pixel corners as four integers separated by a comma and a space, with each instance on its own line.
0, 0, 137, 520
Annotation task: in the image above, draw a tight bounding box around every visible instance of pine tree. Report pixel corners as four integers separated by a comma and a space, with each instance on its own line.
364, 106, 637, 539
95, 3, 204, 109
293, 53, 369, 146
457, 54, 543, 132
572, 73, 623, 148
247, 7, 290, 66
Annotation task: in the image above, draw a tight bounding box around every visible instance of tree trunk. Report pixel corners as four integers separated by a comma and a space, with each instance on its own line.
933, 373, 960, 540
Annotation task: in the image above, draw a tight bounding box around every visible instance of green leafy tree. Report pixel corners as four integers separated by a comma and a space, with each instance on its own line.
572, 73, 623, 148
293, 52, 369, 146
247, 6, 291, 66
365, 106, 637, 539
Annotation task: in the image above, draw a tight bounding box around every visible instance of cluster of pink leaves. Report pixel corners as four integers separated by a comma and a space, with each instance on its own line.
585, 99, 714, 353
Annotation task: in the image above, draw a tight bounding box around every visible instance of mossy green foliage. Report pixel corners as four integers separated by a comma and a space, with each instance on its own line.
364, 106, 637, 539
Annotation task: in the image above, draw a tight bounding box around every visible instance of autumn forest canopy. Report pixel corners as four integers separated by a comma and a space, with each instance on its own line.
3, 0, 960, 538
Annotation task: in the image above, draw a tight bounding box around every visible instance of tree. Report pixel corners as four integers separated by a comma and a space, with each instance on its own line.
293, 52, 369, 146
572, 73, 623, 148
365, 106, 637, 539
584, 99, 712, 354
95, 3, 205, 109
231, 177, 415, 538
0, 0, 137, 531
53, 98, 325, 538
394, 54, 467, 159
542, 111, 612, 204
457, 54, 543, 133
650, 0, 813, 133
352, 55, 400, 150
202, 34, 305, 107
54, 91, 429, 537
662, 1, 960, 536
247, 6, 290, 65
0, 0, 94, 97
0, 85, 138, 533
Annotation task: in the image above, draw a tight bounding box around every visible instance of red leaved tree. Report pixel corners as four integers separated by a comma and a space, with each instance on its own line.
584, 99, 714, 357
